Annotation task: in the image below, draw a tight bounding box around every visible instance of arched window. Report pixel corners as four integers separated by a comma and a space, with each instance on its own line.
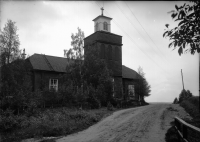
96, 23, 98, 32
100, 44, 105, 59
103, 22, 108, 31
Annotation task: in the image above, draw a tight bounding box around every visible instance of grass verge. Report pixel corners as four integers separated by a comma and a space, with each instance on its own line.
165, 96, 200, 142
0, 107, 114, 142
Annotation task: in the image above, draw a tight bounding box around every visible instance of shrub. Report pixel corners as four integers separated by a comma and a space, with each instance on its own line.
179, 89, 193, 103
180, 96, 199, 118
107, 102, 114, 111
173, 97, 179, 104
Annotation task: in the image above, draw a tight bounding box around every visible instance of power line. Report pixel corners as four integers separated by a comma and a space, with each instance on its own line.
94, 1, 170, 76
115, 2, 171, 66
124, 2, 170, 62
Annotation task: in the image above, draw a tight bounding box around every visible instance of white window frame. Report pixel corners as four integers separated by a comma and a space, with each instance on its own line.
128, 85, 135, 99
49, 79, 58, 91
103, 22, 108, 31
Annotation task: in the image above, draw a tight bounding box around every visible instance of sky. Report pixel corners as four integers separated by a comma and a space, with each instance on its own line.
1, 1, 199, 102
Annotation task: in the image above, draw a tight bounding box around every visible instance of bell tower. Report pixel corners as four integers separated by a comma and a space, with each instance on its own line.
93, 7, 112, 33
84, 8, 123, 98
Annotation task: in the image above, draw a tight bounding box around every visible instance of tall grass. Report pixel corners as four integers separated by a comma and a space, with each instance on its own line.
0, 108, 113, 142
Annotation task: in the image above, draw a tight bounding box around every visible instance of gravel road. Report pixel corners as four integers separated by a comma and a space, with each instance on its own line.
56, 103, 191, 142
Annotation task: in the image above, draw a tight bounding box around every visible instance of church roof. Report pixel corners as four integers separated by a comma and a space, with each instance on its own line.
28, 54, 139, 80
122, 65, 141, 80
92, 15, 112, 21
28, 54, 79, 72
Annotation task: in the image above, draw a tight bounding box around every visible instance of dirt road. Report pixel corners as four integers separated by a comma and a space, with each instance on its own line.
57, 103, 191, 142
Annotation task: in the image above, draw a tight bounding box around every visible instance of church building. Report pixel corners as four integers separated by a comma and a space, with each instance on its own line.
27, 8, 142, 102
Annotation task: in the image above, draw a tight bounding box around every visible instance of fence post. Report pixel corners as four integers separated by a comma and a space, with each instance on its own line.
175, 118, 180, 142
183, 125, 187, 140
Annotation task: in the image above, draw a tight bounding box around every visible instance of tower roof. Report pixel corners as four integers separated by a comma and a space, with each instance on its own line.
93, 7, 112, 21
92, 15, 112, 21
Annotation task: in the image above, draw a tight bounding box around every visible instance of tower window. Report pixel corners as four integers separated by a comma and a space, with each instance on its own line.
103, 22, 108, 31
96, 23, 99, 32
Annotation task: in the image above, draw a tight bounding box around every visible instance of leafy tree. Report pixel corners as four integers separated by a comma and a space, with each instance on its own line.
179, 89, 193, 103
83, 45, 113, 106
163, 1, 200, 55
0, 20, 20, 65
62, 28, 113, 108
136, 66, 151, 100
0, 59, 33, 112
64, 27, 85, 60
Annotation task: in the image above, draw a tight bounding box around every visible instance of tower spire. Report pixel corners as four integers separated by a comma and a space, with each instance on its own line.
101, 7, 104, 16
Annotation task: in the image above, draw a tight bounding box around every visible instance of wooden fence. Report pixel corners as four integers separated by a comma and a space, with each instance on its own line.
174, 116, 200, 142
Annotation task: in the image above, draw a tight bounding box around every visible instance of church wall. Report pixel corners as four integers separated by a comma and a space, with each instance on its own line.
114, 77, 123, 98
33, 71, 63, 91
96, 42, 122, 77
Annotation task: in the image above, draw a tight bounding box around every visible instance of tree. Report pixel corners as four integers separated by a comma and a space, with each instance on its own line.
61, 28, 113, 108
64, 27, 85, 60
0, 20, 20, 65
136, 66, 151, 100
173, 97, 179, 104
179, 89, 193, 103
83, 45, 113, 106
163, 1, 200, 56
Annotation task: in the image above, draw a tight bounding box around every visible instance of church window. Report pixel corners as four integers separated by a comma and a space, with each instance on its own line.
100, 44, 105, 59
103, 22, 108, 31
128, 85, 135, 100
49, 79, 58, 92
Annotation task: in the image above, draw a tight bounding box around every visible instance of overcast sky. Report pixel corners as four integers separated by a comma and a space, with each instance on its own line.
1, 1, 199, 102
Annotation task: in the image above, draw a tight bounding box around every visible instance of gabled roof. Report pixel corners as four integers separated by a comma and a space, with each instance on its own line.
28, 54, 140, 80
122, 65, 141, 80
93, 15, 112, 21
28, 54, 77, 72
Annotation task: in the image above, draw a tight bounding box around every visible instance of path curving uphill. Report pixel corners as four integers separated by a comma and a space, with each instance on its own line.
57, 103, 191, 142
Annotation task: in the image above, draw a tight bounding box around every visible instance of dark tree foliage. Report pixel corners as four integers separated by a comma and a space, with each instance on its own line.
173, 97, 179, 104
0, 59, 33, 112
61, 28, 113, 108
179, 89, 193, 103
163, 1, 200, 55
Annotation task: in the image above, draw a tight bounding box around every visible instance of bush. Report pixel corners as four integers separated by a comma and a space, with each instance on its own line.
180, 96, 199, 118
107, 102, 114, 111
173, 97, 178, 104
179, 89, 193, 103
0, 107, 113, 141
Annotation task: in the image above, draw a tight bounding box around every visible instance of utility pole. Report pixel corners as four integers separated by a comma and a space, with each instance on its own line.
199, 53, 200, 113
181, 69, 185, 90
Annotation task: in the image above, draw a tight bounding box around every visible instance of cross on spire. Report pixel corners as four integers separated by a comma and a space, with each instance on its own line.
101, 7, 104, 16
